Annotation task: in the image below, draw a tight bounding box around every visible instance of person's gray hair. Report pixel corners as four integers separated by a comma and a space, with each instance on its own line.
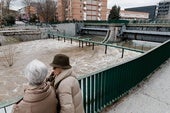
24, 59, 48, 85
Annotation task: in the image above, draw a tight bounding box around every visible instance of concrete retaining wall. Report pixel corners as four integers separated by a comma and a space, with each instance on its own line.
55, 23, 76, 36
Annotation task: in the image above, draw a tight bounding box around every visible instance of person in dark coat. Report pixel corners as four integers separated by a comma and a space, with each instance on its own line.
47, 54, 84, 113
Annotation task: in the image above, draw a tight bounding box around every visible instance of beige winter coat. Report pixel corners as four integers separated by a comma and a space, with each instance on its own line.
54, 69, 84, 113
11, 83, 57, 113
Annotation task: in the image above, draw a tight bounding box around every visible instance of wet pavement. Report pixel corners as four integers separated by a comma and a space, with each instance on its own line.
101, 58, 170, 113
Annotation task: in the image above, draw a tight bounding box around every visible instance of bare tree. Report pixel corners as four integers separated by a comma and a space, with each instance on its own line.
35, 0, 57, 23
0, 37, 18, 67
2, 0, 15, 14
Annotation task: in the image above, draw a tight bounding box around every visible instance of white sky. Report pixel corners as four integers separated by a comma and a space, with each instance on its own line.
10, 0, 161, 10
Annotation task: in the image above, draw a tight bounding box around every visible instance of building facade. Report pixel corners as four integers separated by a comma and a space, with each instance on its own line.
57, 0, 107, 21
120, 10, 149, 20
18, 6, 37, 21
156, 0, 170, 19
106, 9, 149, 20
125, 5, 157, 20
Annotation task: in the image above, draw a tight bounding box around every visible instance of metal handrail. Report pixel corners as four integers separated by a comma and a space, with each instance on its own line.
48, 31, 145, 53
78, 40, 170, 113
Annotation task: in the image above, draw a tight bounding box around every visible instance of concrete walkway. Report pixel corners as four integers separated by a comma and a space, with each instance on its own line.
101, 58, 170, 113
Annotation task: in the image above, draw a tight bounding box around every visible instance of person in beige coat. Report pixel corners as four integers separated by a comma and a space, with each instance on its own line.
47, 54, 84, 113
12, 59, 57, 113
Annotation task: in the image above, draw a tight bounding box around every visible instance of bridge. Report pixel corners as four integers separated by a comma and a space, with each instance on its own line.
122, 30, 170, 43
80, 22, 170, 43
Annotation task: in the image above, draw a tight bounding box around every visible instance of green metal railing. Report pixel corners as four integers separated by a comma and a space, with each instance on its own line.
0, 40, 169, 113
78, 39, 170, 113
48, 31, 145, 53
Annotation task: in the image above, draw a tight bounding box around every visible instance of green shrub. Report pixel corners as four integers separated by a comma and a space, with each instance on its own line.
3, 14, 16, 26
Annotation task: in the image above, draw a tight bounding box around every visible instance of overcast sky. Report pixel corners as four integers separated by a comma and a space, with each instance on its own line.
11, 0, 161, 10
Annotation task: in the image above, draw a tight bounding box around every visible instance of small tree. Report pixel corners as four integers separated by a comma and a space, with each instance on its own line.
108, 5, 120, 20
1, 45, 16, 66
0, 37, 18, 67
3, 14, 15, 26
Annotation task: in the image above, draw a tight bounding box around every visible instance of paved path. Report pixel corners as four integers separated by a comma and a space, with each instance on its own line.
101, 58, 170, 113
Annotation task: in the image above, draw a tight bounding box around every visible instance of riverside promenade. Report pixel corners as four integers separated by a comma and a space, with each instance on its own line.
101, 58, 170, 113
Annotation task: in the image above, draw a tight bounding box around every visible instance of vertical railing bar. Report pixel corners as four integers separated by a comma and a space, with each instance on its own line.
102, 71, 106, 107
99, 72, 102, 110
119, 65, 123, 98
99, 72, 104, 112
105, 70, 109, 105
4, 107, 7, 113
87, 77, 91, 113
119, 65, 123, 97
96, 74, 99, 112
107, 69, 110, 103
90, 76, 92, 113
110, 69, 114, 103
91, 75, 95, 113
94, 74, 96, 113
95, 74, 100, 112
94, 74, 97, 112
111, 69, 115, 102
114, 67, 119, 101
83, 78, 87, 113
102, 71, 105, 107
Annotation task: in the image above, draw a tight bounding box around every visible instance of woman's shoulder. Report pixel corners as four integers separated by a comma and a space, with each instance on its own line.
61, 75, 77, 85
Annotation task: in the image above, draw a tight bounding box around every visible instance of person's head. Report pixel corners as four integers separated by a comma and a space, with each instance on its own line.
50, 54, 71, 75
24, 59, 48, 86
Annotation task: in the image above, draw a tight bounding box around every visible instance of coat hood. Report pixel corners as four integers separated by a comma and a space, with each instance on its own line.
23, 83, 51, 103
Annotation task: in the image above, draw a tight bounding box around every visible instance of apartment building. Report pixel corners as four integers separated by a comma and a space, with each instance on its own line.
156, 0, 170, 19
57, 0, 107, 21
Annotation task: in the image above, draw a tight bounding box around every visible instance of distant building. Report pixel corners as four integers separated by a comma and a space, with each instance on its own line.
106, 9, 149, 20
125, 5, 157, 20
18, 6, 37, 21
57, 0, 107, 21
120, 10, 149, 20
157, 0, 170, 19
